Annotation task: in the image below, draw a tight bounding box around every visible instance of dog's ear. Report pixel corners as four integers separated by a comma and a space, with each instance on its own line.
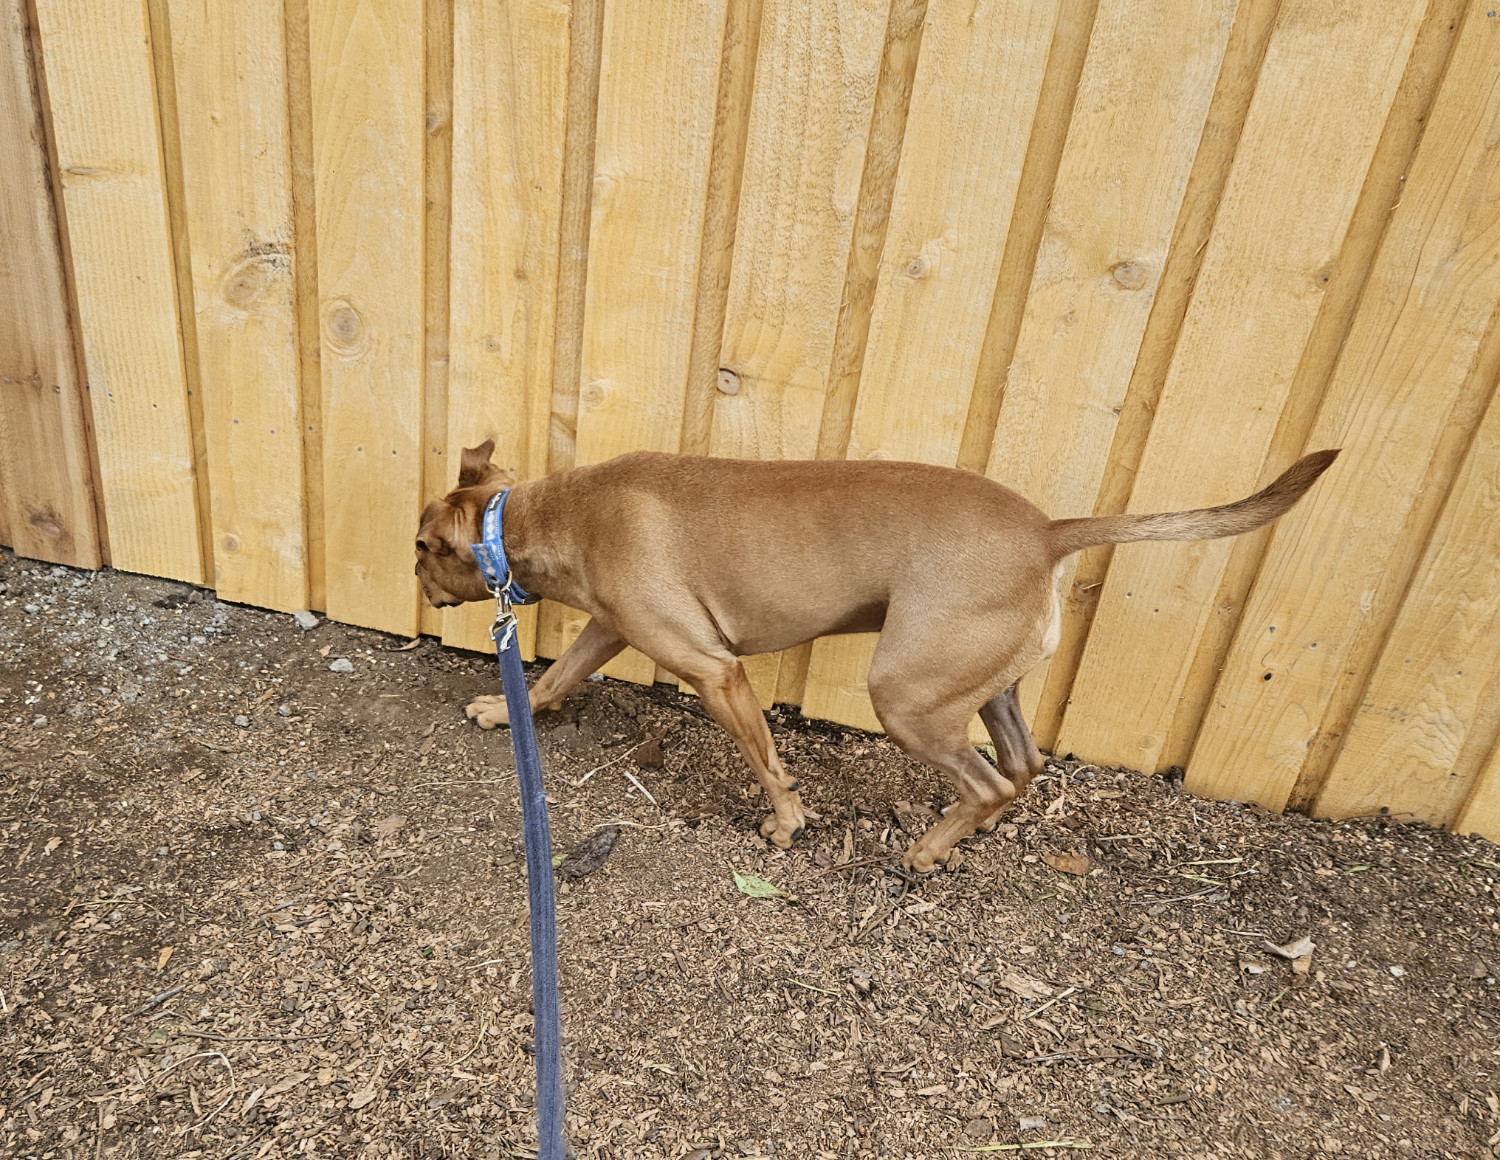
457, 439, 497, 488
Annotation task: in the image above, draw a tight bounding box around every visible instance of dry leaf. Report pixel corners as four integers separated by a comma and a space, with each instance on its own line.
349, 1088, 378, 1110
156, 946, 174, 971
265, 1074, 311, 1097
632, 737, 665, 770
999, 970, 1053, 1000
372, 815, 407, 841
1263, 936, 1315, 961
318, 644, 332, 658
1043, 852, 1091, 876
557, 826, 620, 880
43, 837, 61, 856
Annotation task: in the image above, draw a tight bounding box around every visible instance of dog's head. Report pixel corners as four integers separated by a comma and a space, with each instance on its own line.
415, 440, 515, 608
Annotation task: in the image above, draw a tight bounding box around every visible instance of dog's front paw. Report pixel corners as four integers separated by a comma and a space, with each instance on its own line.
464, 694, 510, 729
901, 844, 945, 874
759, 810, 805, 850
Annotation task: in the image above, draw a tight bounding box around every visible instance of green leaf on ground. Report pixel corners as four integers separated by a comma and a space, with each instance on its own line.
733, 871, 785, 899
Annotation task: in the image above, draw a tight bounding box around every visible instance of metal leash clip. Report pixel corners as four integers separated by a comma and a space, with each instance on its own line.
490, 575, 520, 654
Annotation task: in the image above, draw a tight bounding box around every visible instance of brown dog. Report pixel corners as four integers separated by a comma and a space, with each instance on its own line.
416, 444, 1337, 871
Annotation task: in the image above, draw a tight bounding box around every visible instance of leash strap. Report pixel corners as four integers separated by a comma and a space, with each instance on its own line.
493, 615, 567, 1159
472, 491, 563, 1157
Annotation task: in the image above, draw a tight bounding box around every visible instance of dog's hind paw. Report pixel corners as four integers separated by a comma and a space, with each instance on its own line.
464, 694, 510, 729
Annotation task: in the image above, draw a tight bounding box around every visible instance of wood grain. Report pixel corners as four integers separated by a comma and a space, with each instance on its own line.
1056, 0, 1428, 773
572, 0, 733, 684
308, 0, 425, 636
169, 0, 308, 611
0, 0, 102, 569
441, 0, 573, 659
33, 0, 203, 581
1191, 4, 1500, 812
982, 0, 1236, 725
1314, 377, 1500, 835
803, 0, 1062, 735
1455, 733, 1500, 842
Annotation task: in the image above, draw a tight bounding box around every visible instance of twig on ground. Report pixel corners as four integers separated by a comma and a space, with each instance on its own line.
1126, 886, 1218, 906
165, 1026, 333, 1044
571, 747, 637, 787
815, 855, 891, 876
622, 768, 658, 805
1022, 986, 1078, 1021
134, 984, 184, 1015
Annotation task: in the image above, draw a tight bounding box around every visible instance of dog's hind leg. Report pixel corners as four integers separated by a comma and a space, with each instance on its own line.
867, 602, 1049, 872
975, 683, 1045, 830
465, 616, 626, 729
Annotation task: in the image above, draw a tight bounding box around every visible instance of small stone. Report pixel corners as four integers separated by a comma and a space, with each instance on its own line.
156, 846, 169, 857
329, 658, 355, 674
1388, 965, 1406, 978
233, 714, 250, 728
22, 604, 39, 614
963, 1118, 993, 1139
1018, 1116, 1047, 1132
278, 704, 292, 717
32, 715, 47, 728
271, 841, 285, 851
292, 610, 319, 630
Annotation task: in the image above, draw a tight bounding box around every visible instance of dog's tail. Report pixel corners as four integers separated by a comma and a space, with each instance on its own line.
1046, 449, 1339, 560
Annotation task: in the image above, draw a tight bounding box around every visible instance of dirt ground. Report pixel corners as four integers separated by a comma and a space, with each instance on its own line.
2, 551, 1499, 1160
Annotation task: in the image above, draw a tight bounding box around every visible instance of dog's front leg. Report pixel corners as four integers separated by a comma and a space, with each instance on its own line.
680, 656, 807, 847
465, 616, 626, 728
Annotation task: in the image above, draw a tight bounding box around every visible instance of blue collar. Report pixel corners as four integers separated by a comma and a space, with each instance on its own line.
471, 489, 538, 606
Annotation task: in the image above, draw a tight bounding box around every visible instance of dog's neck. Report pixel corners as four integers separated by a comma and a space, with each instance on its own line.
491, 476, 575, 601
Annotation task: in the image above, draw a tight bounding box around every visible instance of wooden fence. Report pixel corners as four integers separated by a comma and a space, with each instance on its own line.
3, 0, 1499, 843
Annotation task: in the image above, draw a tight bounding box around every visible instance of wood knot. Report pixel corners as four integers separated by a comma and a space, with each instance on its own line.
580, 380, 607, 408
716, 368, 741, 395
324, 301, 367, 354
25, 507, 64, 541
905, 257, 925, 278
221, 533, 241, 554
1111, 261, 1148, 290
221, 255, 275, 307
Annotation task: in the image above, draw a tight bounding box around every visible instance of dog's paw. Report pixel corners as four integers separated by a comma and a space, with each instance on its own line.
759, 810, 805, 850
464, 695, 510, 729
901, 845, 945, 874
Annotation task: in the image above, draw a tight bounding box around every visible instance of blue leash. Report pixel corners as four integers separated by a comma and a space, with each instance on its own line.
473, 489, 566, 1159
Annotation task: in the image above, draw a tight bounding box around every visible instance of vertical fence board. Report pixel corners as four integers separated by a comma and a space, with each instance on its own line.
572, 0, 733, 683
419, 0, 453, 642
284, 0, 326, 613
712, 0, 884, 464
1191, 8, 1500, 812
693, 0, 886, 708
1162, 0, 1470, 777
33, 0, 203, 582
169, 0, 307, 611
983, 0, 1236, 725
0, 0, 101, 569
309, 0, 425, 637
441, 0, 572, 658
802, 0, 1062, 731
1312, 379, 1500, 833
1056, 0, 1428, 773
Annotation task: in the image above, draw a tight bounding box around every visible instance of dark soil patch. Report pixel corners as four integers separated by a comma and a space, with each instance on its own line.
1, 551, 1498, 1159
